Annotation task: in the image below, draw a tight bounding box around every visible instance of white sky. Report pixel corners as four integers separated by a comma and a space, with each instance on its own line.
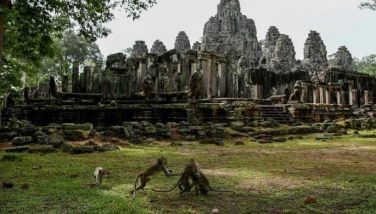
97, 0, 376, 60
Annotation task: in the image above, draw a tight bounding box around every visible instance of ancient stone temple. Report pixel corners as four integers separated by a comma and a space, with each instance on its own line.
150, 40, 167, 56
329, 46, 353, 71
131, 40, 148, 58
174, 31, 191, 52
2, 0, 376, 127
202, 0, 261, 66
269, 34, 296, 72
303, 31, 328, 77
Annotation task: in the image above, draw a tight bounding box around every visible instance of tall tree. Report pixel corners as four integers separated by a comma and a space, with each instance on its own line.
0, 0, 156, 59
360, 0, 376, 10
0, 0, 12, 59
355, 55, 376, 76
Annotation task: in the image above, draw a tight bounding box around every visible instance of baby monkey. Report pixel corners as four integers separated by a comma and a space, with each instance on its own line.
131, 157, 177, 198
94, 167, 111, 186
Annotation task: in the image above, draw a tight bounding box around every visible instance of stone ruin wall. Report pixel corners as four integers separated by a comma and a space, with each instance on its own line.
23, 0, 376, 107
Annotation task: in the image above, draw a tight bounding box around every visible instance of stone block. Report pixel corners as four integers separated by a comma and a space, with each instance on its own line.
12, 136, 33, 146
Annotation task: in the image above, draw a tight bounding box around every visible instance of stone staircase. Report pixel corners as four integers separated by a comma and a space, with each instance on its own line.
261, 105, 291, 124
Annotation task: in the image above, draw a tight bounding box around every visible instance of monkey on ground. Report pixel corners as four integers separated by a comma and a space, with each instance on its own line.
94, 167, 111, 186
152, 159, 201, 195
131, 157, 178, 198
192, 171, 236, 196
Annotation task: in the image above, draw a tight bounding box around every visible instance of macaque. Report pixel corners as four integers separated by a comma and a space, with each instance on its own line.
131, 157, 177, 198
152, 159, 201, 195
94, 167, 110, 186
192, 171, 235, 196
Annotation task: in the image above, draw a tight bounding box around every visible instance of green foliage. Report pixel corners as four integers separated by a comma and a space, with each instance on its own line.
0, 54, 41, 97
1, 0, 156, 95
360, 0, 376, 10
354, 55, 376, 76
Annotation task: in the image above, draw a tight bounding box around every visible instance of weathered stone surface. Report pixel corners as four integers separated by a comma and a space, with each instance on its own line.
94, 143, 120, 152
63, 130, 90, 141
329, 46, 353, 71
28, 145, 57, 153
270, 34, 296, 72
62, 123, 93, 131
131, 40, 148, 58
261, 26, 280, 68
106, 53, 126, 69
47, 134, 66, 147
192, 41, 201, 51
326, 123, 339, 133
174, 31, 191, 52
230, 121, 244, 131
202, 0, 261, 64
303, 31, 328, 77
12, 136, 33, 146
150, 40, 167, 56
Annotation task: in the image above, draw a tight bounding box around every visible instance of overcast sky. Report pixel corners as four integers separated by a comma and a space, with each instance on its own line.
96, 0, 376, 60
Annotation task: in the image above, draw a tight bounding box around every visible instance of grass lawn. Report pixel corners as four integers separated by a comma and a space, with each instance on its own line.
1, 133, 376, 213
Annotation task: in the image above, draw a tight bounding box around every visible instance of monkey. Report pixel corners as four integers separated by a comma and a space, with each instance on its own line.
152, 159, 201, 195
192, 171, 235, 196
93, 167, 111, 186
131, 157, 177, 198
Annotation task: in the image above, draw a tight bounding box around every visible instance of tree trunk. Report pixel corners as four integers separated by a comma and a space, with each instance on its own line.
0, 0, 12, 59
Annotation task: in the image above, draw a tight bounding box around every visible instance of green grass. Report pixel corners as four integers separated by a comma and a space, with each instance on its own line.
1, 132, 376, 213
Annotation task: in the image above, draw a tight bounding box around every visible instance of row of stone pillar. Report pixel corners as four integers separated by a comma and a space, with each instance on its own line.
62, 63, 93, 94
312, 86, 372, 106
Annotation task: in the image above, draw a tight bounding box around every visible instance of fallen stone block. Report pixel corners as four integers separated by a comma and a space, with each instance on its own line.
4, 146, 30, 153
28, 145, 57, 154
12, 136, 33, 146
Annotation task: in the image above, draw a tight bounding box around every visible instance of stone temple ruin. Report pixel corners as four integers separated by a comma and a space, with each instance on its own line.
1, 0, 376, 138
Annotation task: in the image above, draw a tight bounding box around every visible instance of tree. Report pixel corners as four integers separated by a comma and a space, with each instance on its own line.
0, 0, 157, 59
0, 0, 155, 96
39, 31, 103, 81
360, 0, 376, 10
354, 55, 376, 76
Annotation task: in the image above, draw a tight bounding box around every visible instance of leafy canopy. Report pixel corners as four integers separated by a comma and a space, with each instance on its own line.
0, 0, 156, 96
360, 0, 376, 10
355, 55, 376, 76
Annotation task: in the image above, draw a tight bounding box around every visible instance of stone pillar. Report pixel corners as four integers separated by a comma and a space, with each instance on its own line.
300, 86, 306, 103
313, 89, 317, 104
349, 85, 353, 105
325, 88, 331, 104
72, 62, 80, 93
319, 87, 325, 104
336, 90, 342, 105
365, 90, 369, 105
62, 75, 69, 92
351, 89, 358, 108
83, 66, 92, 93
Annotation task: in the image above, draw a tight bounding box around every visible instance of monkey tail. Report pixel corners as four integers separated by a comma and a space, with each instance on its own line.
152, 179, 181, 193
132, 174, 141, 198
